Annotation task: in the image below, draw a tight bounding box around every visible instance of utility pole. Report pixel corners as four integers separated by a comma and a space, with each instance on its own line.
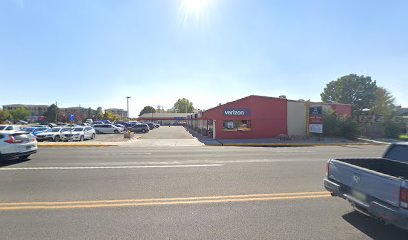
126, 96, 131, 119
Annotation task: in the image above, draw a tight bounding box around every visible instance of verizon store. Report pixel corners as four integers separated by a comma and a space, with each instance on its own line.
187, 95, 351, 139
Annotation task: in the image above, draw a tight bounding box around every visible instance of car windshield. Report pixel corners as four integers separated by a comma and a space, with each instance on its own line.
61, 128, 72, 132
0, 126, 6, 130
50, 128, 61, 132
73, 128, 84, 132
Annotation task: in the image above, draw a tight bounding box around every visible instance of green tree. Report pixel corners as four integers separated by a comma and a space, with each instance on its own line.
371, 87, 396, 120
103, 111, 120, 122
0, 109, 11, 122
139, 106, 156, 116
45, 104, 59, 123
321, 74, 377, 116
96, 107, 103, 120
173, 98, 194, 113
10, 107, 30, 121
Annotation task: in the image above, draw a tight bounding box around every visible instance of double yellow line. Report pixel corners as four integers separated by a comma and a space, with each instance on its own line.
0, 191, 331, 211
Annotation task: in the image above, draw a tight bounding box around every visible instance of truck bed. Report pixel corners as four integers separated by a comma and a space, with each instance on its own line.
336, 158, 408, 179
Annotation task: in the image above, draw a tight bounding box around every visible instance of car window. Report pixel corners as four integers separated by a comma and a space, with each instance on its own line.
0, 126, 6, 130
6, 126, 13, 130
12, 133, 29, 141
74, 128, 84, 131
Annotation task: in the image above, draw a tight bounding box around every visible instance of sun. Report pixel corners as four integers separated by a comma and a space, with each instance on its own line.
180, 0, 211, 21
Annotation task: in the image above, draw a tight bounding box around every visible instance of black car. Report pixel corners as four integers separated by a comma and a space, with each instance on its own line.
130, 124, 150, 133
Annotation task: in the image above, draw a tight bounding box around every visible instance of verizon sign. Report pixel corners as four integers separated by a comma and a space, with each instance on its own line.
224, 109, 250, 116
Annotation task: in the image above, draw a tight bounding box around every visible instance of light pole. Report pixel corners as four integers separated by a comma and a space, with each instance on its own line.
126, 96, 131, 119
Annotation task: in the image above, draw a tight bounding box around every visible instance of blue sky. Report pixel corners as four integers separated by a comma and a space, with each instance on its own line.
1, 0, 407, 117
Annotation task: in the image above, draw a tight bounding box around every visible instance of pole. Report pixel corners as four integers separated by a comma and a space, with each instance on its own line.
126, 96, 131, 119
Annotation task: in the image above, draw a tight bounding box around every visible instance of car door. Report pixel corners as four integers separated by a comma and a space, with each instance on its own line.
85, 127, 92, 139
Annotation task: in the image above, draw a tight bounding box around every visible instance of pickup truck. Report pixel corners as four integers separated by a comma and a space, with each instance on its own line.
324, 142, 408, 231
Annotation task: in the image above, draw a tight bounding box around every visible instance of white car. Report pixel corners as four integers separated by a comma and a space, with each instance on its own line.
93, 124, 124, 134
36, 127, 71, 142
0, 131, 37, 160
0, 125, 22, 133
61, 126, 96, 142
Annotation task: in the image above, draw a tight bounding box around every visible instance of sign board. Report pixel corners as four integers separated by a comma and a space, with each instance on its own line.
309, 106, 323, 133
70, 114, 75, 122
309, 124, 323, 134
309, 106, 323, 124
224, 109, 251, 116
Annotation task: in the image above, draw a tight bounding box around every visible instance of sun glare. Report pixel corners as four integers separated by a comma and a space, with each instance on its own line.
180, 0, 211, 21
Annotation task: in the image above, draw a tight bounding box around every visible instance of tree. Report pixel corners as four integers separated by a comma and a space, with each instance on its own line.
103, 111, 120, 122
173, 98, 194, 113
96, 107, 103, 120
321, 74, 377, 116
139, 106, 156, 116
0, 109, 11, 122
45, 104, 59, 123
10, 107, 30, 121
372, 87, 396, 120
87, 107, 93, 119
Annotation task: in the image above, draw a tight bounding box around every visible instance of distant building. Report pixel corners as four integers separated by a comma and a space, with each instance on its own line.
138, 112, 191, 125
105, 108, 128, 119
3, 104, 48, 120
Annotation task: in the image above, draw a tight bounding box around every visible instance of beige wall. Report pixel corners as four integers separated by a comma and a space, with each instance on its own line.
287, 101, 307, 136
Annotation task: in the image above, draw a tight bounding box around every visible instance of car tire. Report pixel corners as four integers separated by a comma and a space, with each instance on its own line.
114, 130, 119, 134
91, 133, 95, 139
19, 155, 30, 160
80, 136, 84, 142
54, 136, 60, 142
96, 130, 101, 134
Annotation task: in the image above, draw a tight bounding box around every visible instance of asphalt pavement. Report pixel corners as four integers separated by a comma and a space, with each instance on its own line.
0, 128, 405, 239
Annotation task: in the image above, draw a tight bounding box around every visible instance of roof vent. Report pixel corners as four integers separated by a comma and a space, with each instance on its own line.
279, 95, 287, 99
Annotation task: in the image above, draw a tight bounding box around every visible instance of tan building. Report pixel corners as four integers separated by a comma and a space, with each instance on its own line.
3, 104, 48, 119
105, 108, 128, 119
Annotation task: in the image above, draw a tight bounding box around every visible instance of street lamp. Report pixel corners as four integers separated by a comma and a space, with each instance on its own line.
126, 96, 131, 119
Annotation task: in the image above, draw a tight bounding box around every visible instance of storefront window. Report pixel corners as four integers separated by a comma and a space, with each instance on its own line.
223, 120, 252, 132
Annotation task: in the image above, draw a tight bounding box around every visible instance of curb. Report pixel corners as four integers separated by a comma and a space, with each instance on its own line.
38, 144, 119, 147
219, 143, 385, 147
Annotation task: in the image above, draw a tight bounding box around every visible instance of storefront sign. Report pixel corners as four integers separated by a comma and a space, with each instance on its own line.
309, 124, 323, 134
224, 109, 251, 116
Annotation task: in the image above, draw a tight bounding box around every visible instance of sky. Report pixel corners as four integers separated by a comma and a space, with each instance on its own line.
0, 0, 407, 117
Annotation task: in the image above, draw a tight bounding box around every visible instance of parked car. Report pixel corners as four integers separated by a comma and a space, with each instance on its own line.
93, 124, 123, 134
0, 125, 21, 133
19, 127, 49, 136
0, 131, 37, 161
144, 122, 156, 130
85, 119, 93, 124
36, 127, 70, 142
154, 123, 160, 128
324, 142, 408, 231
114, 124, 125, 131
130, 124, 150, 133
61, 127, 96, 141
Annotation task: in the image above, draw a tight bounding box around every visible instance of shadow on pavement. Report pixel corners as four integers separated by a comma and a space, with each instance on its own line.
0, 158, 30, 167
342, 211, 407, 239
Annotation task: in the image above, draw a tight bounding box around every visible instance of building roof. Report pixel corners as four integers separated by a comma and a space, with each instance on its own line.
139, 112, 191, 119
3, 104, 48, 107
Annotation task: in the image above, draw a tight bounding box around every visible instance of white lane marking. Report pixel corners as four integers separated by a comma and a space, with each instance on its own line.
0, 164, 224, 171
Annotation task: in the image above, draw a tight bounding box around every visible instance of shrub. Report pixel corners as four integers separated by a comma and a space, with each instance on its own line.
323, 111, 360, 140
385, 121, 404, 138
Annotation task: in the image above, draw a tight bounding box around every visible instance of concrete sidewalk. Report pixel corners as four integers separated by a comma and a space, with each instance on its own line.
185, 128, 389, 147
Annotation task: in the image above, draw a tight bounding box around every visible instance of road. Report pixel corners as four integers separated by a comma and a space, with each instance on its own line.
0, 140, 406, 239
